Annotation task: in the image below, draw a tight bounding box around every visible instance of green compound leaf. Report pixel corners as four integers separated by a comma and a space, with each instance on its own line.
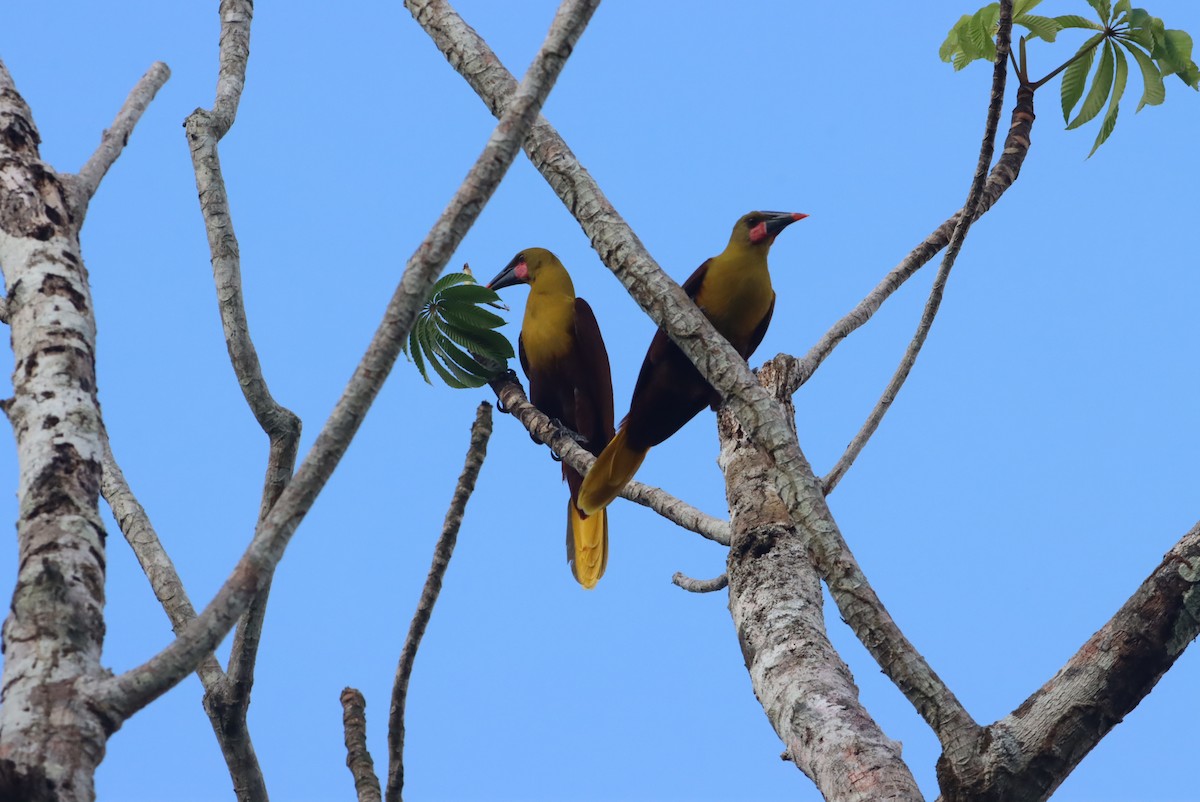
1089, 43, 1127, 156
437, 300, 507, 331
1062, 32, 1105, 122
1068, 40, 1115, 130
1018, 14, 1061, 42
418, 324, 469, 390
1085, 0, 1111, 24
436, 316, 515, 362
439, 283, 503, 306
1121, 40, 1166, 110
405, 319, 431, 384
406, 269, 515, 389
1054, 14, 1104, 31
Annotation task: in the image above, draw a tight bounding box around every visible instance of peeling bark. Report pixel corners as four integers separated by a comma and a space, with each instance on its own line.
721, 364, 923, 802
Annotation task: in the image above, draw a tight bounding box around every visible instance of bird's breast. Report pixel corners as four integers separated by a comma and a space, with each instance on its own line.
700, 263, 773, 338
521, 295, 576, 368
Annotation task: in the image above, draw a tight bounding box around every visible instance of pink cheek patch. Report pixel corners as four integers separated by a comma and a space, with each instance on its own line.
515, 261, 529, 281
749, 222, 769, 243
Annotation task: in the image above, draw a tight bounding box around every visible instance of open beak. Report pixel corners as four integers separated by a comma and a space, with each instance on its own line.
764, 211, 808, 239
486, 254, 526, 292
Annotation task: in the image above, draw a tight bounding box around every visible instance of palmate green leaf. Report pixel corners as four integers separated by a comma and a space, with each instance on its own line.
407, 268, 517, 389
968, 4, 1000, 63
436, 316, 515, 361
429, 334, 490, 388
1121, 40, 1166, 110
1062, 33, 1104, 121
438, 283, 502, 306
1112, 0, 1131, 25
1125, 9, 1164, 53
1084, 0, 1111, 24
940, 15, 974, 63
438, 299, 506, 330
1017, 13, 1061, 43
1054, 14, 1104, 31
1155, 29, 1200, 88
1089, 43, 1128, 156
436, 335, 499, 386
1069, 41, 1115, 129
418, 324, 469, 390
431, 271, 475, 295
405, 321, 431, 384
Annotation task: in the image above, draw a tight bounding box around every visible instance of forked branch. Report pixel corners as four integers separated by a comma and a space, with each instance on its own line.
822, 0, 1015, 495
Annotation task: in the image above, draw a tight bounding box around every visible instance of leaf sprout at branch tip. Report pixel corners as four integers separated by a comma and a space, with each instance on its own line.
403, 266, 515, 389
940, 0, 1198, 155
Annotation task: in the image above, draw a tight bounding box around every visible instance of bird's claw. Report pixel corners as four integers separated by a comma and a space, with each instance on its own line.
549, 418, 588, 447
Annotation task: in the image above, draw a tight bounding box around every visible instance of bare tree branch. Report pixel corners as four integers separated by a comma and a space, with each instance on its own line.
491, 376, 730, 545
100, 438, 225, 687
94, 0, 596, 725
341, 688, 383, 802
182, 0, 300, 757
386, 402, 493, 802
779, 82, 1035, 398
822, 0, 1014, 495
718, 366, 922, 801
68, 62, 170, 215
168, 1, 292, 796
212, 0, 253, 135
671, 572, 728, 593
939, 522, 1200, 802
408, 0, 976, 750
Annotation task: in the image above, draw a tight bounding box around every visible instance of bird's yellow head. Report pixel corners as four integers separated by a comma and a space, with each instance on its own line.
486, 247, 570, 292
727, 211, 808, 252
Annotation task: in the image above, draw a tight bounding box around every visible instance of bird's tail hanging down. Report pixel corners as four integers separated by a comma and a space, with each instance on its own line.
567, 502, 608, 589
577, 428, 648, 517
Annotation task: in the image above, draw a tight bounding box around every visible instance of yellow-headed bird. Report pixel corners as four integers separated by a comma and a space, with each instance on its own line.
487, 248, 615, 589
577, 211, 806, 515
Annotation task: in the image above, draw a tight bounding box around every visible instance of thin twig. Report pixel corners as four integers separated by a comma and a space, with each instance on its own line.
341, 688, 383, 802
491, 376, 731, 545
386, 403, 493, 802
96, 0, 595, 727
822, 0, 1014, 495
779, 83, 1035, 397
100, 438, 225, 688
671, 572, 728, 593
173, 2, 290, 797
69, 62, 170, 215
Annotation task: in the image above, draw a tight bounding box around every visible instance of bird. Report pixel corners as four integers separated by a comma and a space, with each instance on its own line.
577, 211, 807, 516
486, 248, 615, 589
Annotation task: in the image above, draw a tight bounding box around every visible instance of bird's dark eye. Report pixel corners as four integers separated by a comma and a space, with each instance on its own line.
746, 216, 761, 227
517, 252, 525, 263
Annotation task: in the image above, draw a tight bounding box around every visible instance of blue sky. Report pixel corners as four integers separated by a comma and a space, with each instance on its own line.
2, 2, 1198, 800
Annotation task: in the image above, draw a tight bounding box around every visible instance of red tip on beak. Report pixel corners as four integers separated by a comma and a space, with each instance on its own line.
793, 213, 809, 221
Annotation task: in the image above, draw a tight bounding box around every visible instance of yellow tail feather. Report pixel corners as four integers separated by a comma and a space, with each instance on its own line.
568, 502, 608, 589
577, 428, 648, 516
